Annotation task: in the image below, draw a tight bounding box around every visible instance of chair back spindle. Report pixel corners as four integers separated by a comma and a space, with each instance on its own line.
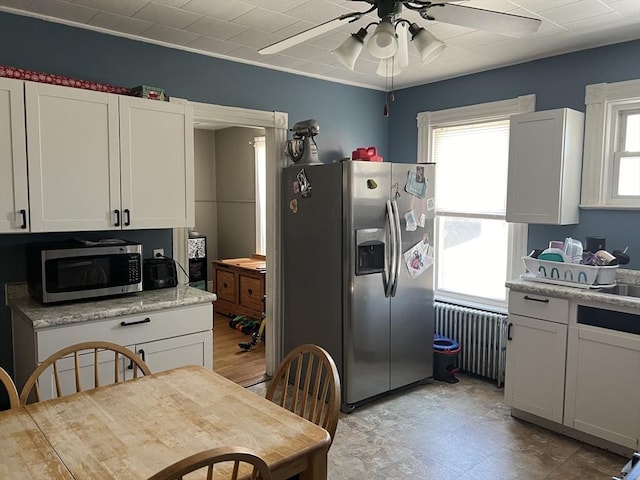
266, 344, 341, 444
146, 446, 272, 480
20, 341, 151, 405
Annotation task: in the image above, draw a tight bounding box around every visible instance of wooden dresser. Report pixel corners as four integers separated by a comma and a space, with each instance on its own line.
212, 255, 266, 320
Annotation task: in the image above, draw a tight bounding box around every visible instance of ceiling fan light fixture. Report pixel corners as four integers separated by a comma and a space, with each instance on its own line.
376, 57, 403, 77
332, 27, 367, 70
409, 23, 445, 64
367, 19, 398, 59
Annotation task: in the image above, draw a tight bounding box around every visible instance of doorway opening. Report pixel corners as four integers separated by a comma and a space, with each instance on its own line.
195, 125, 266, 386
171, 99, 287, 385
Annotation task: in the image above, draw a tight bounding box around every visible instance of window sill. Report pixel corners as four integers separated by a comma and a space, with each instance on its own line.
434, 293, 508, 315
579, 204, 640, 210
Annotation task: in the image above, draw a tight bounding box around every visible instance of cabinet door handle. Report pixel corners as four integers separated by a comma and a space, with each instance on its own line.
507, 322, 513, 341
248, 288, 253, 296
114, 209, 121, 227
124, 208, 131, 227
120, 317, 151, 327
19, 209, 27, 229
223, 282, 228, 288
128, 349, 146, 370
523, 295, 549, 303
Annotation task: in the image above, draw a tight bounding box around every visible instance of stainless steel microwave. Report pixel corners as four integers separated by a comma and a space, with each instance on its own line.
26, 240, 143, 303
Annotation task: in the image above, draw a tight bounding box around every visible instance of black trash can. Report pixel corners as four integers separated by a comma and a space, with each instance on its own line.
433, 334, 461, 383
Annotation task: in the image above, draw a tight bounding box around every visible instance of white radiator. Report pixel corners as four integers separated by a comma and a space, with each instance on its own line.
434, 301, 508, 387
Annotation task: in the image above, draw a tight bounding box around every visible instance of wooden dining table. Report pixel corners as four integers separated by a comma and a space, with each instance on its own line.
0, 407, 74, 479
1, 365, 331, 480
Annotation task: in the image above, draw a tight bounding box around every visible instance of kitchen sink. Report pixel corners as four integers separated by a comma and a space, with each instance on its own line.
598, 283, 640, 298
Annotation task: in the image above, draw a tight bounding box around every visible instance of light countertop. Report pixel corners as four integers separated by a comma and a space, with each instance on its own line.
506, 268, 640, 311
8, 286, 217, 330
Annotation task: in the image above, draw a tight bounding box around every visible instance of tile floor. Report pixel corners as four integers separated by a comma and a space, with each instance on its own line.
250, 374, 627, 479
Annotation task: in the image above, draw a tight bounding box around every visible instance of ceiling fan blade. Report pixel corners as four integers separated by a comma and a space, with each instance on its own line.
396, 21, 409, 69
422, 3, 541, 37
259, 12, 362, 55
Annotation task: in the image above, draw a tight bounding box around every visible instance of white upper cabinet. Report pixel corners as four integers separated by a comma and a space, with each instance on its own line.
0, 77, 29, 233
25, 82, 121, 232
24, 81, 194, 232
506, 108, 584, 225
119, 96, 194, 229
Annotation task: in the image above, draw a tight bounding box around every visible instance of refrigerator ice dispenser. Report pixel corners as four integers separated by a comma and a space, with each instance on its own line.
356, 228, 385, 275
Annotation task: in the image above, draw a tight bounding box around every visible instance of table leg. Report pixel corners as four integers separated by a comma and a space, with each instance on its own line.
299, 447, 328, 480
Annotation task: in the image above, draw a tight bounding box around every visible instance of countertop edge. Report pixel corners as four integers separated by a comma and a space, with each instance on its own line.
506, 278, 640, 310
10, 286, 217, 330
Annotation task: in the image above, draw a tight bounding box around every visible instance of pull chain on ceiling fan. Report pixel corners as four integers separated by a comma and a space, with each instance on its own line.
259, 1, 542, 75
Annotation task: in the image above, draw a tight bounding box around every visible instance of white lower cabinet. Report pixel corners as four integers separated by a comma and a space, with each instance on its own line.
506, 289, 640, 453
564, 323, 640, 449
38, 348, 128, 400
13, 303, 213, 401
505, 290, 569, 423
505, 313, 567, 423
125, 331, 211, 379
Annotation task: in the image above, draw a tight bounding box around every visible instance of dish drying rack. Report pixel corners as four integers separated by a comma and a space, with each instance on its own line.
521, 256, 618, 289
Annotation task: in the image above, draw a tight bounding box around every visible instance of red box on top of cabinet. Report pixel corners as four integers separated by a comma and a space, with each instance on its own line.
352, 146, 383, 162
0, 65, 131, 94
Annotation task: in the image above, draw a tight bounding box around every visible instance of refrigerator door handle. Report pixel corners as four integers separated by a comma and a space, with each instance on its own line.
390, 199, 402, 297
385, 200, 396, 298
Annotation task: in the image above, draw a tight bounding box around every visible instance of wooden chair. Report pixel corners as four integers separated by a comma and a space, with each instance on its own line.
20, 340, 152, 405
0, 366, 19, 409
146, 446, 272, 480
266, 344, 341, 444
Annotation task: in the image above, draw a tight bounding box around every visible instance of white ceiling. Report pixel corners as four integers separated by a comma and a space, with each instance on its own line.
1, 0, 639, 90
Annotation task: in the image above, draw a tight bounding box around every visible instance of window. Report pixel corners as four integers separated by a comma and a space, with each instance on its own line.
254, 136, 266, 255
612, 107, 640, 197
417, 95, 533, 309
581, 79, 640, 208
433, 120, 510, 304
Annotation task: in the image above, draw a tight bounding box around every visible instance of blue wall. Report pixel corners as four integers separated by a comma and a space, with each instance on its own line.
388, 40, 640, 267
0, 11, 638, 406
0, 12, 388, 162
0, 11, 388, 407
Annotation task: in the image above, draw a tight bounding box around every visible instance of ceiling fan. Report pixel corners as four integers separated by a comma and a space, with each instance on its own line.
259, 1, 542, 74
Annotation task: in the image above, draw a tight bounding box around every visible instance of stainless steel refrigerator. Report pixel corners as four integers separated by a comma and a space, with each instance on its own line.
281, 161, 435, 412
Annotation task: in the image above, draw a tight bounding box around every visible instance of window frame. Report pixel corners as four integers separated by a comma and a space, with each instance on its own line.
610, 106, 640, 200
581, 79, 640, 209
417, 95, 534, 310
253, 135, 266, 256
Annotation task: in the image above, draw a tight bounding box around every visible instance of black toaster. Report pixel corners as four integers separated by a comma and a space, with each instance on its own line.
143, 258, 178, 290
